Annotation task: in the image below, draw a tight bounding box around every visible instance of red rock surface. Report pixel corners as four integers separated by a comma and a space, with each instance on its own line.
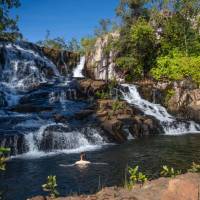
29, 173, 200, 200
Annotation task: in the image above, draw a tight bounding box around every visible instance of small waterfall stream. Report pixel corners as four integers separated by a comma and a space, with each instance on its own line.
121, 84, 200, 135
73, 56, 85, 78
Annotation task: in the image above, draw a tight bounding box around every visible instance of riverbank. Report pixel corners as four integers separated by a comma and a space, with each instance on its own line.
29, 172, 200, 200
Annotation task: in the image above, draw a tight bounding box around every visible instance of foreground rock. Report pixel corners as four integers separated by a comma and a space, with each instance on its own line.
29, 173, 200, 200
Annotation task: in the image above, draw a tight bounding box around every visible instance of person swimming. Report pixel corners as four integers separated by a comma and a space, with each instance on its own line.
75, 152, 91, 165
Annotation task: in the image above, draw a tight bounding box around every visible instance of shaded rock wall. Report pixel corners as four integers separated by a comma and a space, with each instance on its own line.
41, 47, 80, 76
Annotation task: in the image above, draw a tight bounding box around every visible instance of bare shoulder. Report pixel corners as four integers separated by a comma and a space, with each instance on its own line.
75, 160, 91, 165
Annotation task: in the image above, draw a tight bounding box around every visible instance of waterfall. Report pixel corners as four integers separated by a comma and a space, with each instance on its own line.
121, 84, 200, 135
22, 123, 105, 157
73, 56, 85, 78
0, 42, 60, 91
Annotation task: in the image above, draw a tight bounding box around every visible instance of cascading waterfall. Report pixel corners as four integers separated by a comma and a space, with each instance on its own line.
1, 42, 60, 90
0, 41, 106, 157
73, 56, 85, 78
23, 123, 105, 157
121, 84, 200, 135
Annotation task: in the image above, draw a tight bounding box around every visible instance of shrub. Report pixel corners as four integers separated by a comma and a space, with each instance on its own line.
151, 50, 200, 85
188, 162, 200, 173
112, 100, 125, 112
42, 175, 59, 199
0, 147, 10, 171
165, 89, 175, 105
160, 165, 181, 178
126, 165, 148, 188
95, 91, 110, 99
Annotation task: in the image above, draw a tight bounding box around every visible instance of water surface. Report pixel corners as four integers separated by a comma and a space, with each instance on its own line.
1, 134, 200, 200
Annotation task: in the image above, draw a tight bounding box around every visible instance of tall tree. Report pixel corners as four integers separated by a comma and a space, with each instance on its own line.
116, 0, 149, 26
0, 0, 21, 40
94, 19, 111, 36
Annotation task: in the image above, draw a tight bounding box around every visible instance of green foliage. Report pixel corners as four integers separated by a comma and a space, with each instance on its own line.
130, 18, 157, 74
81, 37, 96, 55
95, 91, 110, 99
95, 19, 112, 37
0, 0, 22, 40
112, 100, 125, 112
0, 147, 10, 171
116, 0, 149, 25
127, 165, 148, 188
160, 165, 181, 178
37, 31, 80, 52
116, 56, 143, 80
188, 162, 200, 173
67, 38, 80, 52
42, 175, 59, 199
165, 89, 175, 105
151, 50, 200, 85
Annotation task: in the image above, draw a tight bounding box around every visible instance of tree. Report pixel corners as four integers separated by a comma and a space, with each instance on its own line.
80, 36, 96, 55
67, 37, 80, 52
130, 18, 157, 75
94, 18, 112, 36
37, 30, 68, 50
116, 0, 149, 26
0, 0, 21, 40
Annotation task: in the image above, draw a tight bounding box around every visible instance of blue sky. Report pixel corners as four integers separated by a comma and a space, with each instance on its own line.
11, 0, 119, 43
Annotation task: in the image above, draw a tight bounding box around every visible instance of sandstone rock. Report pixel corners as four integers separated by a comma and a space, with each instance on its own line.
96, 99, 163, 142
85, 32, 124, 82
30, 173, 200, 200
78, 79, 108, 97
41, 47, 79, 76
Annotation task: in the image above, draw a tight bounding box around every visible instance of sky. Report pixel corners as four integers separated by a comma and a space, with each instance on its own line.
11, 0, 119, 43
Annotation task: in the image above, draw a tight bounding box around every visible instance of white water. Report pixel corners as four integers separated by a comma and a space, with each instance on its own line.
121, 84, 200, 135
1, 43, 60, 91
73, 56, 85, 78
20, 123, 105, 158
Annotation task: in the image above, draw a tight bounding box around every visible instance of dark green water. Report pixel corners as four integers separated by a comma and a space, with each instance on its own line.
1, 134, 200, 200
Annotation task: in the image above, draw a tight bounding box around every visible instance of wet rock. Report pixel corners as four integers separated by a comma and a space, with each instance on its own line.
74, 109, 94, 120
0, 91, 7, 107
0, 133, 27, 155
10, 104, 53, 113
136, 79, 200, 123
95, 99, 163, 143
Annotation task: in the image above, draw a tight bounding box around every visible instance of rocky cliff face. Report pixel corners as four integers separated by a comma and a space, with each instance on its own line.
136, 80, 200, 123
85, 32, 124, 82
41, 47, 79, 76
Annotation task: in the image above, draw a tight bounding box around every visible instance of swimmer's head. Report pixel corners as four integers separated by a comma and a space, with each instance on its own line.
80, 152, 86, 160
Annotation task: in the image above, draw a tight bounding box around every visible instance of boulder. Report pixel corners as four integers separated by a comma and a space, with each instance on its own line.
95, 99, 163, 143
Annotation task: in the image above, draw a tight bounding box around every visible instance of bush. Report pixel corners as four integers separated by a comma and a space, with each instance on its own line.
112, 100, 125, 112
42, 175, 59, 199
126, 165, 148, 188
116, 56, 143, 80
151, 50, 200, 85
188, 162, 200, 173
160, 165, 181, 178
0, 148, 10, 171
